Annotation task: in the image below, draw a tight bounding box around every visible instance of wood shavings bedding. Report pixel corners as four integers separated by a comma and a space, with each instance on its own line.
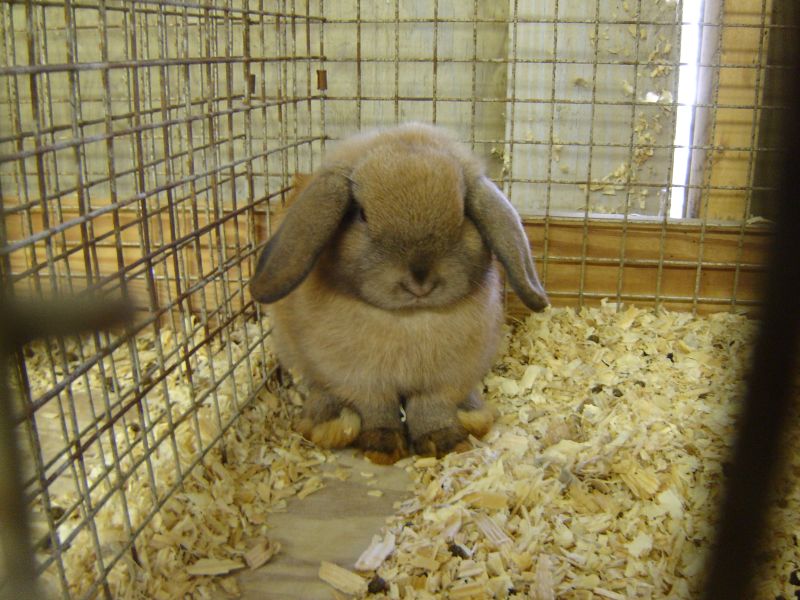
351, 303, 799, 599
24, 317, 334, 599
21, 304, 799, 599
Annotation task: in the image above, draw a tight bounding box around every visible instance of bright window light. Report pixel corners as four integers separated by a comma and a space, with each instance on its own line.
669, 0, 704, 218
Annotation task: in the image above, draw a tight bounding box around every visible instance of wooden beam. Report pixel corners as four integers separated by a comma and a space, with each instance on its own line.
511, 217, 770, 316
703, 0, 773, 220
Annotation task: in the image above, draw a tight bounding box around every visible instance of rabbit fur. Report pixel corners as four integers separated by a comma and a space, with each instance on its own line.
250, 123, 548, 464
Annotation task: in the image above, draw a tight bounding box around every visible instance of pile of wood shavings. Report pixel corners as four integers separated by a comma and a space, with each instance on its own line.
341, 303, 800, 600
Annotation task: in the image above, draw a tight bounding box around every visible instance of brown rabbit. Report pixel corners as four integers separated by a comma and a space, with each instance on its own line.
250, 123, 548, 464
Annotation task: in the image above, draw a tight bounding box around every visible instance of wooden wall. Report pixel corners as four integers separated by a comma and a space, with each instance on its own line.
700, 0, 774, 220
509, 218, 769, 316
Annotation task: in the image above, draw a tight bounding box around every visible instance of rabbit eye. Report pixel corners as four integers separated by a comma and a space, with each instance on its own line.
348, 186, 367, 223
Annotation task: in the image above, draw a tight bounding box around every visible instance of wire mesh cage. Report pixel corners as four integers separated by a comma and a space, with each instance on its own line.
0, 0, 793, 599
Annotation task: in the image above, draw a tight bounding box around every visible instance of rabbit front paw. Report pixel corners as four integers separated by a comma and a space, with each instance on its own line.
406, 391, 491, 458
412, 426, 471, 458
358, 428, 409, 465
295, 391, 361, 448
456, 392, 495, 439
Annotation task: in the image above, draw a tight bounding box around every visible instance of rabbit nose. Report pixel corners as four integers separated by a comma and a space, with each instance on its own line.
404, 258, 437, 297
410, 263, 431, 285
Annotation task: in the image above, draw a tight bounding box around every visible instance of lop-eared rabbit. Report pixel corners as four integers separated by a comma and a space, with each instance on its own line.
250, 123, 548, 464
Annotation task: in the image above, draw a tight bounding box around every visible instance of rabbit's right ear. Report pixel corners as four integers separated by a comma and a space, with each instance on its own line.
250, 170, 351, 304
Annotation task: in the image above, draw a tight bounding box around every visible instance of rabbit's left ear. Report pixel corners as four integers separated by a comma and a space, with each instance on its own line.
250, 170, 351, 304
466, 176, 550, 311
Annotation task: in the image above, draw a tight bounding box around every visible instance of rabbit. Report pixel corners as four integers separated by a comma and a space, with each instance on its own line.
250, 123, 549, 464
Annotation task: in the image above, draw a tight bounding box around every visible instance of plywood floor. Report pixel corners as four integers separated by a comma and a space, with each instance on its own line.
228, 452, 411, 599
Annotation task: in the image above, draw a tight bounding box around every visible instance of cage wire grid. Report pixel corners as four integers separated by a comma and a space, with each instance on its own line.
0, 0, 785, 598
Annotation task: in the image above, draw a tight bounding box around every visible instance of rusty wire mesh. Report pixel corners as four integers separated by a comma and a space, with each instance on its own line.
0, 0, 787, 598
1, 2, 324, 597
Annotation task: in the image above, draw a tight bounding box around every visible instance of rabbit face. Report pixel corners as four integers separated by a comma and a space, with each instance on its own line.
316, 148, 493, 310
